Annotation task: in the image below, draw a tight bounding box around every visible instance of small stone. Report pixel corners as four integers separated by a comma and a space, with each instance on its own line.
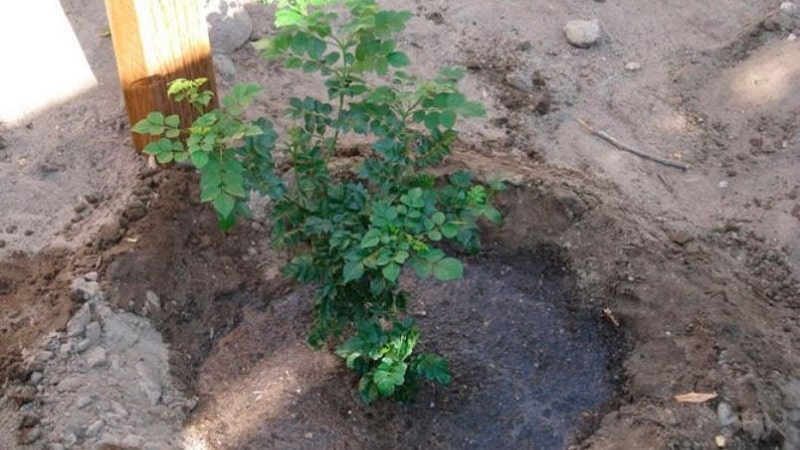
669, 230, 694, 246
213, 53, 237, 82
85, 321, 102, 344
304, 432, 314, 439
719, 180, 729, 189
74, 203, 88, 214
48, 444, 65, 450
136, 362, 162, 405
56, 376, 83, 393
86, 419, 105, 437
60, 341, 74, 354
84, 271, 98, 282
30, 371, 43, 384
24, 229, 33, 236
780, 2, 798, 17
66, 303, 92, 337
70, 278, 102, 302
504, 72, 534, 93
741, 410, 765, 439
110, 401, 129, 417
121, 434, 143, 447
625, 62, 642, 71
122, 202, 147, 222
35, 350, 54, 363
85, 346, 108, 368
204, 0, 254, 54
20, 413, 40, 428
76, 395, 94, 409
62, 431, 78, 448
85, 193, 101, 205
789, 33, 797, 42
145, 290, 161, 310
717, 401, 738, 428
715, 435, 726, 448
564, 19, 601, 48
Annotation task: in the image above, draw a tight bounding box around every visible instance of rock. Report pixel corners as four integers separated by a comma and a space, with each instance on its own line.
625, 62, 642, 71
35, 349, 55, 363
145, 291, 161, 310
70, 278, 102, 302
213, 53, 237, 82
66, 303, 92, 336
668, 230, 694, 246
84, 271, 99, 282
122, 202, 147, 222
62, 430, 78, 448
110, 401, 129, 417
74, 339, 92, 353
121, 434, 143, 447
48, 444, 65, 450
20, 413, 41, 428
505, 72, 534, 93
60, 340, 74, 355
136, 362, 162, 405
10, 385, 37, 406
780, 2, 798, 17
56, 376, 83, 393
85, 346, 108, 368
717, 401, 738, 428
30, 371, 43, 384
85, 321, 102, 344
86, 419, 105, 437
75, 395, 94, 409
564, 19, 600, 48
204, 0, 253, 54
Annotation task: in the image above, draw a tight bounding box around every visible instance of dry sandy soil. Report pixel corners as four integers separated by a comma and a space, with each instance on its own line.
1, 0, 799, 449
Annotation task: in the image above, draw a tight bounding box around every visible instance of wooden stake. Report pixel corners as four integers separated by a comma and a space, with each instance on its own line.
104, 0, 218, 151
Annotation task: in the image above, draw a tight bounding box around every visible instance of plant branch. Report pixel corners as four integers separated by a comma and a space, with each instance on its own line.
576, 118, 689, 171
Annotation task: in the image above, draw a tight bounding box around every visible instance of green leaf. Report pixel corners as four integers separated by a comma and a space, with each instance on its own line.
441, 222, 460, 238
212, 192, 236, 218
164, 114, 180, 128
432, 212, 445, 225
408, 257, 432, 278
343, 260, 364, 282
373, 360, 407, 396
190, 151, 209, 168
428, 230, 442, 241
413, 354, 451, 385
433, 257, 463, 281
361, 229, 381, 248
387, 51, 410, 67
382, 262, 401, 283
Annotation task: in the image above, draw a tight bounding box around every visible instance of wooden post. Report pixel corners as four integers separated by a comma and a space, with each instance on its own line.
104, 0, 218, 151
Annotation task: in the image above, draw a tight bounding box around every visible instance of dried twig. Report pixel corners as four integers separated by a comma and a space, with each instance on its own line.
576, 118, 690, 171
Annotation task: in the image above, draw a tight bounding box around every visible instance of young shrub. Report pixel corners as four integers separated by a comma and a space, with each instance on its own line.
133, 0, 503, 403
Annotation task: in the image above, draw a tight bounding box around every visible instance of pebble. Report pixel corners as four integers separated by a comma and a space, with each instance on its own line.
136, 362, 162, 405
30, 371, 43, 384
58, 340, 75, 356
74, 339, 92, 353
84, 271, 99, 282
48, 444, 65, 450
85, 346, 108, 368
70, 278, 102, 302
717, 401, 738, 427
213, 54, 237, 82
505, 72, 534, 93
780, 2, 798, 17
75, 395, 94, 409
625, 62, 642, 71
20, 413, 41, 428
56, 377, 83, 393
86, 321, 102, 344
66, 303, 92, 337
564, 19, 601, 48
62, 431, 78, 448
86, 419, 105, 437
146, 291, 161, 310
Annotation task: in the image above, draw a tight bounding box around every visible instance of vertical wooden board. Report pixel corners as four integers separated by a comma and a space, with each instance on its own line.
104, 0, 218, 151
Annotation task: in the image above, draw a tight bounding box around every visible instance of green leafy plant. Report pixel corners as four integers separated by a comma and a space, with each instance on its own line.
133, 0, 503, 403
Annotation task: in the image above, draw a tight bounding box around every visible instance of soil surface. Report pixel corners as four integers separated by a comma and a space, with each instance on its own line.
1, 0, 799, 449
